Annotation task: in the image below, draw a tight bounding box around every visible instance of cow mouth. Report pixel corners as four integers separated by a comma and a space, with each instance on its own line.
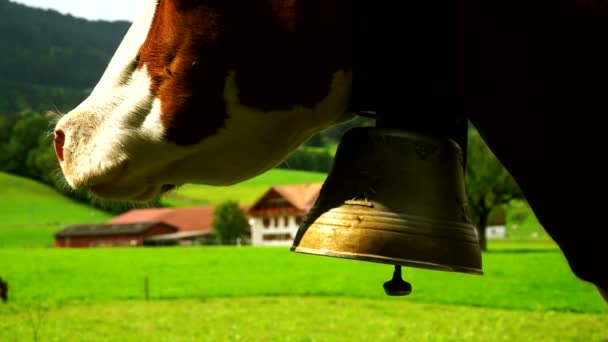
88, 182, 178, 202
89, 183, 154, 201
160, 184, 176, 193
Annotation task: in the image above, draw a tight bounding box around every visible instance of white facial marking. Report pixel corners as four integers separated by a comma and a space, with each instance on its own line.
55, 0, 164, 194
84, 0, 158, 97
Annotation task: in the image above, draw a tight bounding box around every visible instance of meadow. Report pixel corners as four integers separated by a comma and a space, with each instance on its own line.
0, 243, 607, 341
0, 169, 326, 248
0, 172, 112, 248
1, 170, 607, 341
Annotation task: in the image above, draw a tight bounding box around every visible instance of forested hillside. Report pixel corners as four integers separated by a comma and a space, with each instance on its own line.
0, 0, 130, 114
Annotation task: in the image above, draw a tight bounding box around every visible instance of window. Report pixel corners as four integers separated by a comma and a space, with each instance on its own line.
262, 216, 270, 228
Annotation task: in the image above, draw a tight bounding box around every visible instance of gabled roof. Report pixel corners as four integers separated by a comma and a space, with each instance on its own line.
248, 183, 323, 214
55, 222, 177, 238
108, 206, 217, 232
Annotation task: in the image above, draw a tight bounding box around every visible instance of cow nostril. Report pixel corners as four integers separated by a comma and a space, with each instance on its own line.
54, 129, 65, 162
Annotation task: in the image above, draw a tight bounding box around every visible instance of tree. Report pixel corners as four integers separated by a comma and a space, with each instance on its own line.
1, 113, 50, 176
465, 127, 523, 250
212, 201, 250, 245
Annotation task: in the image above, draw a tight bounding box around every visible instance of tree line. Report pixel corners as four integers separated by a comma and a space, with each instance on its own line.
0, 0, 130, 114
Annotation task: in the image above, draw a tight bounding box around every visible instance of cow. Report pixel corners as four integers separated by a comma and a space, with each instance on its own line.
53, 0, 607, 303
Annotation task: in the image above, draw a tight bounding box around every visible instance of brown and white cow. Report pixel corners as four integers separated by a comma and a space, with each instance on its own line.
54, 1, 607, 302
54, 0, 353, 201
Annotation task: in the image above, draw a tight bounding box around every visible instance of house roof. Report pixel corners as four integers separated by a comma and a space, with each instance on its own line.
55, 222, 177, 238
248, 183, 323, 214
108, 205, 248, 233
109, 206, 214, 232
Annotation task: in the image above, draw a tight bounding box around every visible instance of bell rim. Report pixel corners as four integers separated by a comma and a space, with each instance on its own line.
345, 126, 463, 152
290, 245, 484, 276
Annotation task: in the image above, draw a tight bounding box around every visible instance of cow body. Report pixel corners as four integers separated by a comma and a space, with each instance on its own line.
54, 0, 607, 301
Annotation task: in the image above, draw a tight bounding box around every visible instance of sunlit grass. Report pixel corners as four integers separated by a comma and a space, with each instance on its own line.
1, 244, 604, 313
504, 199, 551, 242
0, 172, 112, 247
1, 297, 606, 342
0, 226, 60, 248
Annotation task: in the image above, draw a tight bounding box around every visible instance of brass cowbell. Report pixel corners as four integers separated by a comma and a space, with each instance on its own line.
290, 126, 482, 295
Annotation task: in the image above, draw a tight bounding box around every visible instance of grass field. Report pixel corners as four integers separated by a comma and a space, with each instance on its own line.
1, 297, 606, 341
160, 169, 328, 207
2, 171, 605, 341
0, 172, 113, 248
0, 169, 326, 247
504, 200, 551, 241
0, 243, 606, 341
1, 169, 552, 248
0, 243, 605, 313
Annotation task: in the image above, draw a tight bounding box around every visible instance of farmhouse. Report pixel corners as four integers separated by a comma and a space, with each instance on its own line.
486, 225, 507, 239
55, 206, 224, 248
247, 183, 322, 246
55, 183, 325, 248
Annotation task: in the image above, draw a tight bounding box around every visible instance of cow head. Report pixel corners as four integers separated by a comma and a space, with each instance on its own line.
53, 0, 353, 201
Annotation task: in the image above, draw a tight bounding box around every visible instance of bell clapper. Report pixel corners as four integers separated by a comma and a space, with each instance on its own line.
383, 265, 412, 296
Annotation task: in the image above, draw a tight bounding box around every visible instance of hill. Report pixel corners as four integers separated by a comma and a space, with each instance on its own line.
0, 0, 130, 114
0, 169, 328, 246
0, 171, 112, 247
161, 169, 328, 207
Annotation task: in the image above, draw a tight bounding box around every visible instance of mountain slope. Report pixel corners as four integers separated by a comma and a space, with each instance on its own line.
0, 0, 130, 113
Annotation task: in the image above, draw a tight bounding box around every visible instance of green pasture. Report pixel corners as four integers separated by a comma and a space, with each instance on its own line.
0, 169, 327, 247
0, 244, 605, 313
161, 169, 328, 207
1, 169, 552, 248
504, 200, 550, 241
0, 172, 111, 225
0, 244, 606, 341
0, 172, 112, 248
1, 297, 605, 341
2, 170, 605, 341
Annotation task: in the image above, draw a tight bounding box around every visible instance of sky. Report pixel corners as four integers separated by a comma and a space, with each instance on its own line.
11, 0, 145, 22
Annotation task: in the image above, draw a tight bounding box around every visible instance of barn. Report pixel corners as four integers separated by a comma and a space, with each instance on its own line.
247, 183, 322, 246
54, 222, 178, 248
55, 205, 227, 248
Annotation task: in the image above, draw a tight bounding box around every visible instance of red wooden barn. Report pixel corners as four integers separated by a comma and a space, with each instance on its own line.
54, 222, 178, 248
54, 205, 249, 248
